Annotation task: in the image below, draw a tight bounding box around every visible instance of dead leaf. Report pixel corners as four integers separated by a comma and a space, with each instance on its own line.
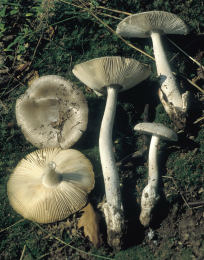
15, 62, 30, 72
78, 203, 102, 248
27, 71, 39, 87
46, 26, 55, 39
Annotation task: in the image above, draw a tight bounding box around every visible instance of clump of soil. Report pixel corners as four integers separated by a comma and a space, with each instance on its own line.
143, 205, 204, 259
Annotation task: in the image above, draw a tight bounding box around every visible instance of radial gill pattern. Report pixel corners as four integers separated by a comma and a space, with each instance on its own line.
7, 148, 95, 223
116, 11, 188, 38
72, 56, 150, 93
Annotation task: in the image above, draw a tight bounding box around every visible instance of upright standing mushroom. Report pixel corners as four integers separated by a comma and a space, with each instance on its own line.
7, 148, 95, 223
134, 122, 178, 227
117, 11, 189, 129
72, 56, 151, 248
16, 75, 88, 149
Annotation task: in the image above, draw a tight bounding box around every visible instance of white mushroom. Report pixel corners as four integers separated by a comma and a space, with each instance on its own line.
117, 11, 189, 129
72, 56, 151, 248
16, 75, 88, 149
134, 122, 178, 227
7, 148, 95, 223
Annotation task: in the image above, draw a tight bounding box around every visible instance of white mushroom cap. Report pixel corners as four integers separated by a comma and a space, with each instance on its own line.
16, 75, 88, 149
72, 56, 151, 94
116, 11, 188, 38
7, 148, 95, 223
134, 122, 178, 141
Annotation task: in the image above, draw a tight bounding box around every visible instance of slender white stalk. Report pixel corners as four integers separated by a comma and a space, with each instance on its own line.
151, 31, 183, 108
148, 135, 160, 187
42, 161, 61, 187
99, 85, 124, 248
140, 135, 160, 227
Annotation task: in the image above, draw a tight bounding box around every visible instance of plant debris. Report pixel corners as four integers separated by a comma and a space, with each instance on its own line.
78, 203, 102, 248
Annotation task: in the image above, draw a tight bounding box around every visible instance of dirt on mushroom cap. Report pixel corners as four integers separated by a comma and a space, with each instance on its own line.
15, 75, 88, 149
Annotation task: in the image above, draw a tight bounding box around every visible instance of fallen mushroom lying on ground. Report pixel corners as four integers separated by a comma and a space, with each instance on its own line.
7, 148, 95, 223
16, 75, 88, 149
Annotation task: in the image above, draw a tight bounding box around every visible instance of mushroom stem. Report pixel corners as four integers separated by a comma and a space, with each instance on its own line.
99, 85, 124, 249
151, 31, 183, 108
148, 135, 160, 187
139, 135, 160, 227
42, 161, 61, 187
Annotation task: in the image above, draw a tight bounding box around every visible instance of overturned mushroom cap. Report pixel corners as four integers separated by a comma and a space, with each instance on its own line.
16, 75, 88, 149
134, 122, 178, 141
7, 148, 95, 223
116, 11, 188, 38
72, 56, 151, 94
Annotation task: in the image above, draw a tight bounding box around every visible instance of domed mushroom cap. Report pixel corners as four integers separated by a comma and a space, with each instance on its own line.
72, 56, 150, 94
16, 75, 88, 149
7, 148, 95, 223
116, 11, 188, 38
134, 122, 178, 141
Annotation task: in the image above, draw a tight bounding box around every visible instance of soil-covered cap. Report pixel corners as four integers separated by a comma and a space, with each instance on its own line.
134, 122, 178, 141
72, 56, 150, 94
116, 11, 188, 38
16, 75, 88, 149
7, 148, 95, 223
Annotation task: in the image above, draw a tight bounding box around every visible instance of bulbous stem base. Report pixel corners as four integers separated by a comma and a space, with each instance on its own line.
140, 135, 160, 226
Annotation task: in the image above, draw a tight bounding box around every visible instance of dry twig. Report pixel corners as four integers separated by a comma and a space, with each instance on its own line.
0, 219, 24, 233
162, 176, 191, 209
19, 245, 26, 260
167, 36, 204, 70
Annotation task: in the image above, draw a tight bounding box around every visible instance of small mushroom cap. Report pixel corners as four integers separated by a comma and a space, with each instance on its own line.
134, 122, 178, 141
16, 75, 88, 149
116, 11, 188, 38
7, 148, 95, 223
72, 56, 150, 94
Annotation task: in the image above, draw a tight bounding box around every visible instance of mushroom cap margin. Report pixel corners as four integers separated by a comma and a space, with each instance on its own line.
72, 56, 151, 94
116, 11, 189, 38
15, 75, 88, 149
134, 122, 178, 141
7, 148, 95, 223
